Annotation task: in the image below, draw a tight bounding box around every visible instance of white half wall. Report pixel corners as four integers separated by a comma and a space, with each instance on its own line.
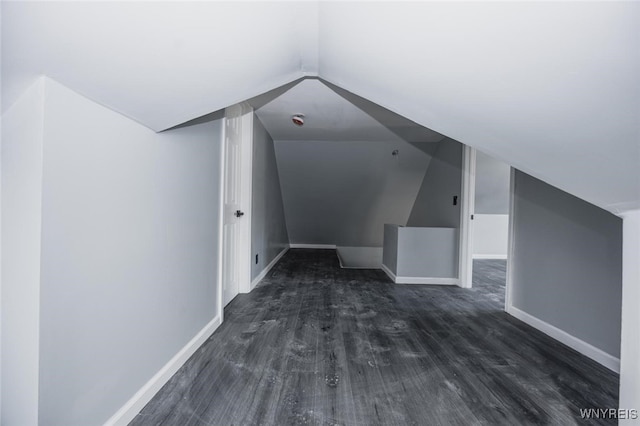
472, 214, 508, 259
620, 209, 640, 422
1, 77, 45, 426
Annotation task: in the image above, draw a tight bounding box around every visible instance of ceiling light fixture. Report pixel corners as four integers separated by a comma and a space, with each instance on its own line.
292, 114, 305, 126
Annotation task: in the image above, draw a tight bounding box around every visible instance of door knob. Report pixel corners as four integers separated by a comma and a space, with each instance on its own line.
235, 210, 245, 218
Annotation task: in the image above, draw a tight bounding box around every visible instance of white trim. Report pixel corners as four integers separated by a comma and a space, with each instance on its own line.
238, 106, 254, 294
472, 254, 508, 260
459, 146, 476, 289
505, 167, 517, 313
381, 264, 459, 285
216, 118, 226, 323
289, 244, 337, 249
104, 315, 222, 426
507, 306, 620, 373
619, 209, 640, 412
250, 247, 289, 290
396, 277, 459, 285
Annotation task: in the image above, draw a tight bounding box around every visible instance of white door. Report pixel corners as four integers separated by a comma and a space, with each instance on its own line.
221, 104, 253, 307
222, 105, 243, 306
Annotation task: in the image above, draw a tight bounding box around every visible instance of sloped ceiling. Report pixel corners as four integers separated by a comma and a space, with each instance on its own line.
1, 1, 318, 131
318, 2, 640, 214
2, 1, 639, 214
255, 78, 431, 142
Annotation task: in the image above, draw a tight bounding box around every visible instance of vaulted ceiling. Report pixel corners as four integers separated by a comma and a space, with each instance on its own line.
2, 1, 639, 214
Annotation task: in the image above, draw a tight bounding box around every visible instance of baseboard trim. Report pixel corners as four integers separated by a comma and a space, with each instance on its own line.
396, 277, 459, 285
473, 254, 508, 260
104, 315, 222, 426
250, 247, 289, 290
507, 306, 620, 373
381, 263, 459, 285
289, 244, 337, 249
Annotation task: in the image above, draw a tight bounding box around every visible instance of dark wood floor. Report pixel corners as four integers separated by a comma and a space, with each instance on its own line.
130, 249, 619, 425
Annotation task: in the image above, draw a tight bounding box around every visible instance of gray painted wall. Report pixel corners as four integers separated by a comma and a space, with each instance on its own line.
511, 170, 623, 358
475, 151, 510, 214
407, 138, 463, 228
274, 139, 430, 246
37, 79, 222, 425
252, 116, 289, 280
382, 224, 399, 274
397, 227, 458, 278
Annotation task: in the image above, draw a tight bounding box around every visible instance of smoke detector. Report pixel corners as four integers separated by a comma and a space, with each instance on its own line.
292, 114, 305, 126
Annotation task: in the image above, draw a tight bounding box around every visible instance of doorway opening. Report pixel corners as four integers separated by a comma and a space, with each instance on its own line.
460, 148, 511, 302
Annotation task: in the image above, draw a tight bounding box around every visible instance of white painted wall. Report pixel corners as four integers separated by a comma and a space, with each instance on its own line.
274, 139, 430, 247
251, 116, 289, 281
1, 77, 45, 426
4, 78, 223, 426
473, 214, 508, 259
620, 210, 640, 422
38, 79, 222, 425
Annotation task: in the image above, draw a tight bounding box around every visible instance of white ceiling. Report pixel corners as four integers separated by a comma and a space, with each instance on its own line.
3, 1, 639, 214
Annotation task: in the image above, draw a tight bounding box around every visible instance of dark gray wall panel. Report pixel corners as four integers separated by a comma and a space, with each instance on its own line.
407, 138, 463, 228
511, 170, 623, 358
252, 116, 289, 280
274, 140, 430, 246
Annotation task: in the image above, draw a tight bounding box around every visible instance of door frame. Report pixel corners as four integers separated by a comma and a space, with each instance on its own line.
458, 145, 476, 288
504, 167, 517, 312
460, 146, 516, 313
217, 103, 254, 321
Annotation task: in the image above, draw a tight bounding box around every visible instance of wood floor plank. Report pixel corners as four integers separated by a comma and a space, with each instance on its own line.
130, 250, 619, 426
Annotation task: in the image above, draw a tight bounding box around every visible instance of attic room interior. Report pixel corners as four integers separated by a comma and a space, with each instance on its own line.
1, 1, 638, 425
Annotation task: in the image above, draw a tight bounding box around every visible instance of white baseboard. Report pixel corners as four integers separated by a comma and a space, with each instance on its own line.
507, 306, 620, 373
381, 263, 459, 286
104, 315, 222, 426
396, 277, 459, 285
289, 244, 337, 249
250, 247, 289, 290
473, 254, 508, 260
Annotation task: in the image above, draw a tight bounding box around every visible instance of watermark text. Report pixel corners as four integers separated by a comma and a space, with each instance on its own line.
580, 408, 638, 420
